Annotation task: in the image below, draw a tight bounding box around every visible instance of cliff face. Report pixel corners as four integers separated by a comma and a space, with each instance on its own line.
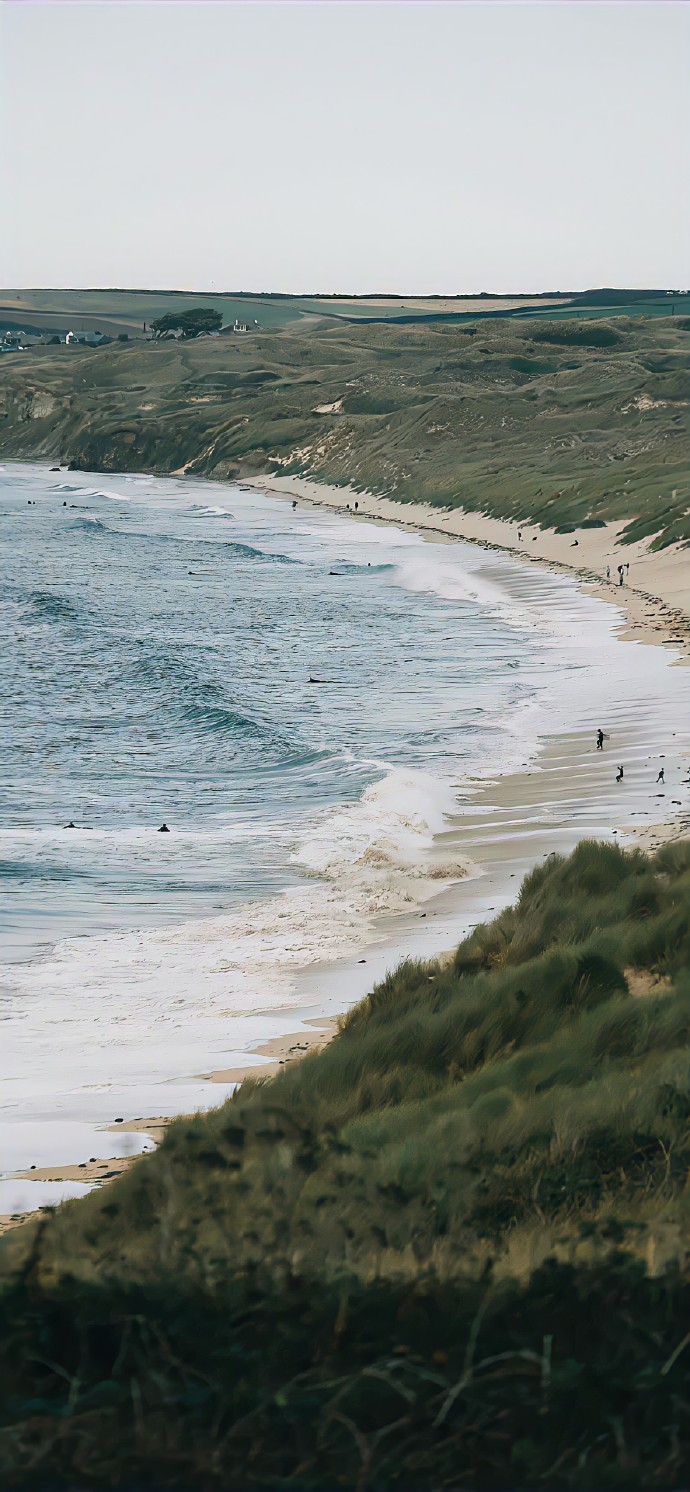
1, 315, 689, 546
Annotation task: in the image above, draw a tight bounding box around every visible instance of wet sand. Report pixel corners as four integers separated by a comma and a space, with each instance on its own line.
0, 1025, 336, 1235
242, 475, 689, 655
3, 482, 688, 1233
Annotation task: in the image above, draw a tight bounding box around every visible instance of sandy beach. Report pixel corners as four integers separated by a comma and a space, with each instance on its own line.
242, 474, 689, 655
3, 476, 688, 1235
0, 1023, 337, 1233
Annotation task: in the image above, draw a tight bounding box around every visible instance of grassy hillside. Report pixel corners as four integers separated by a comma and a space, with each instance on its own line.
1, 313, 689, 547
3, 840, 690, 1487
2, 287, 687, 340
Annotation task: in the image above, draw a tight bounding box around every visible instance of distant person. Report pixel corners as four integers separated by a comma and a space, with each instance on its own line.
606, 565, 610, 580
292, 500, 297, 510
63, 501, 67, 507
616, 766, 624, 783
596, 729, 605, 750
64, 821, 76, 829
657, 768, 665, 784
626, 563, 630, 574
158, 823, 170, 833
618, 568, 624, 587
354, 501, 359, 511
517, 530, 522, 541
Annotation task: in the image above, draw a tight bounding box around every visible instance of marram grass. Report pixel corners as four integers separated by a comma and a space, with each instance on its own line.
3, 838, 690, 1488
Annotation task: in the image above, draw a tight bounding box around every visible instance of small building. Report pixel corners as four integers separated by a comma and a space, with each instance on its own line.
66, 329, 107, 346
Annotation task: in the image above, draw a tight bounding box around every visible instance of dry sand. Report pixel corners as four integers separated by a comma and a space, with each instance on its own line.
242, 475, 689, 655
4, 478, 687, 1232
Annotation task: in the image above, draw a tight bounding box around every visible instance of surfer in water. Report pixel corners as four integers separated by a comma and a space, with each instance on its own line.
158, 823, 170, 833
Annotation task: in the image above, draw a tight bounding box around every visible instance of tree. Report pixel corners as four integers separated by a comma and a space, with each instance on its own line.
151, 307, 223, 339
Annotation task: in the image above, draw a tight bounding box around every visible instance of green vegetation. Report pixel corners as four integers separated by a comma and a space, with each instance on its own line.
150, 307, 223, 338
1, 287, 688, 341
4, 840, 690, 1487
1, 312, 688, 546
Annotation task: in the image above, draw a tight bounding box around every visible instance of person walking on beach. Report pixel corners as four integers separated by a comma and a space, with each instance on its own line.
616, 766, 624, 783
596, 729, 605, 750
657, 768, 665, 784
618, 568, 624, 587
606, 565, 610, 580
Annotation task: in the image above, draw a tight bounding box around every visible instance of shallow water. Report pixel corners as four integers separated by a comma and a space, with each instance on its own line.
2, 462, 689, 1191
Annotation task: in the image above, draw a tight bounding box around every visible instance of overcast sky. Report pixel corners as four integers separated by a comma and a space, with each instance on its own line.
1, 1, 687, 294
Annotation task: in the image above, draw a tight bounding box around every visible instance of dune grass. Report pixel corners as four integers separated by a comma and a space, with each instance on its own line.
1, 313, 688, 547
3, 840, 690, 1486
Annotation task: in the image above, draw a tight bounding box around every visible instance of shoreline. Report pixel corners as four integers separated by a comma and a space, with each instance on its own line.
240, 473, 689, 657
2, 466, 689, 1233
0, 1023, 337, 1233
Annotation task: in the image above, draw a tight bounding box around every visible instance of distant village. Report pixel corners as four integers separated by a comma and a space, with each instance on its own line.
1, 316, 259, 353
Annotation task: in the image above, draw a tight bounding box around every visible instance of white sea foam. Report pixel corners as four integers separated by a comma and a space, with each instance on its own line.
0, 1179, 94, 1215
191, 504, 236, 517
1, 765, 472, 1174
5, 466, 690, 1187
294, 767, 463, 881
392, 552, 510, 611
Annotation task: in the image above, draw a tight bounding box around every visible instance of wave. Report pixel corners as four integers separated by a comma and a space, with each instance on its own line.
294, 766, 470, 890
28, 590, 80, 622
69, 516, 111, 533
222, 540, 299, 565
0, 767, 476, 1121
177, 699, 270, 737
328, 561, 395, 575
0, 858, 88, 883
391, 553, 509, 610
126, 658, 286, 753
190, 504, 236, 518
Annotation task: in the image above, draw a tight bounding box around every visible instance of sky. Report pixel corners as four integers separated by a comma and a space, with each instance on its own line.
1, 1, 687, 294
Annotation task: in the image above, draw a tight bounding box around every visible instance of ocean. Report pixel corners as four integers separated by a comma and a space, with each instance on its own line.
2, 462, 689, 1206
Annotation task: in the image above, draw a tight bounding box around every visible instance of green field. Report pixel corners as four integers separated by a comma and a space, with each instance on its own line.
1, 286, 688, 340
4, 839, 690, 1487
1, 310, 688, 548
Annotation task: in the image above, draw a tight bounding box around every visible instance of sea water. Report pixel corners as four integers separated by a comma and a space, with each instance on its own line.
2, 462, 689, 1196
